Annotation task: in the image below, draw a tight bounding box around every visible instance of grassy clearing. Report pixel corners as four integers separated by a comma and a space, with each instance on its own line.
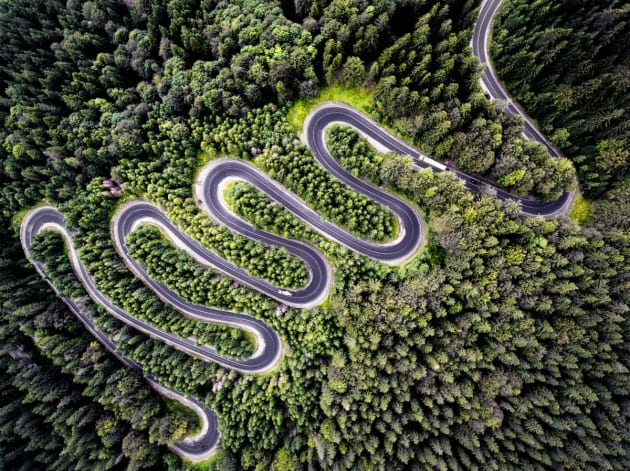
287, 83, 374, 132
182, 448, 224, 470
197, 147, 219, 165
570, 195, 592, 224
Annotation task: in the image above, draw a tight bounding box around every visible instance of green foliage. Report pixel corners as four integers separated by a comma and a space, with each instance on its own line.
370, 2, 575, 200
570, 195, 593, 225
498, 168, 526, 187
493, 0, 630, 197
0, 230, 194, 469
225, 182, 309, 240
203, 105, 396, 242
326, 124, 383, 183
126, 225, 258, 359
340, 56, 366, 87
591, 178, 630, 235
263, 146, 396, 242
0, 0, 628, 470
287, 83, 374, 132
314, 164, 630, 470
271, 446, 299, 471
185, 449, 238, 471
224, 179, 392, 290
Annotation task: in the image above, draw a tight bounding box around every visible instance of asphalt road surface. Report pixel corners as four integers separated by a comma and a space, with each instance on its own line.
20, 208, 219, 463
471, 0, 575, 216
19, 106, 428, 461
196, 158, 423, 265
19, 0, 576, 460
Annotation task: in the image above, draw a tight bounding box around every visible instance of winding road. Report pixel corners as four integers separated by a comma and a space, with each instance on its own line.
20, 109, 426, 462
471, 0, 575, 216
20, 209, 219, 463
19, 0, 574, 462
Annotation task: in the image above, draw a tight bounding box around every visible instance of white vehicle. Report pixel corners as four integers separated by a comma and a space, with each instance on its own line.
278, 289, 292, 297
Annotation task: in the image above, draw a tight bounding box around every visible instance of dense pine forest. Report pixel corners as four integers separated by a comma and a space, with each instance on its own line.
0, 0, 628, 469
492, 0, 629, 199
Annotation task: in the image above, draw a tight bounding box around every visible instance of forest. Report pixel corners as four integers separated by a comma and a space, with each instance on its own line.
0, 0, 628, 469
492, 0, 629, 197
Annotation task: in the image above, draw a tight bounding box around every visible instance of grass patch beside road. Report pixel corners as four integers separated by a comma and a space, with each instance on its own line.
183, 448, 226, 470
570, 195, 592, 224
287, 83, 374, 132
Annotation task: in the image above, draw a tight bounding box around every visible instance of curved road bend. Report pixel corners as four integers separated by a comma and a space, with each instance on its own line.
20, 207, 219, 463
19, 109, 428, 460
471, 0, 575, 216
306, 102, 573, 217
23, 206, 282, 374
114, 201, 331, 309
17, 0, 578, 460
195, 158, 423, 266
